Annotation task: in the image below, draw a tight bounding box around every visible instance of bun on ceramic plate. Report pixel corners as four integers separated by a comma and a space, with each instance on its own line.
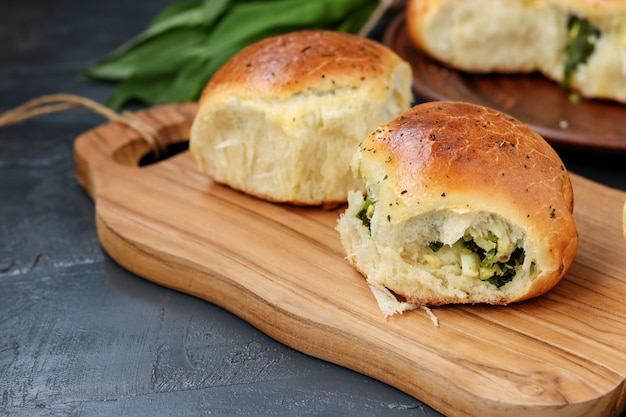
189, 30, 413, 207
405, 0, 626, 103
337, 101, 578, 316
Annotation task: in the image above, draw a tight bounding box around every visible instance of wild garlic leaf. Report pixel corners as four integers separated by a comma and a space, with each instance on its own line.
105, 75, 173, 109
160, 42, 242, 103
86, 27, 210, 80
151, 1, 199, 24
335, 2, 378, 33
199, 0, 231, 25
87, 0, 380, 108
210, 0, 373, 47
160, 55, 212, 104
93, 4, 207, 68
85, 0, 232, 79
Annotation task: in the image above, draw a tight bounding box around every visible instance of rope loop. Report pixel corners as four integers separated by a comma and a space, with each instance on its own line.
0, 94, 166, 159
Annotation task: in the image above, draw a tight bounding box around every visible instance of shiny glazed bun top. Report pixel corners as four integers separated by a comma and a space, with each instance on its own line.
190, 30, 413, 207
338, 101, 578, 315
357, 102, 575, 225
200, 29, 408, 101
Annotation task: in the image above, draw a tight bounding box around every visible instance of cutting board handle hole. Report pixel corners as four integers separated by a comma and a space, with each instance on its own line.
139, 140, 189, 166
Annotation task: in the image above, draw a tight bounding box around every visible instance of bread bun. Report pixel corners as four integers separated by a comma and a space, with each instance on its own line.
337, 101, 578, 316
405, 0, 626, 103
189, 30, 413, 207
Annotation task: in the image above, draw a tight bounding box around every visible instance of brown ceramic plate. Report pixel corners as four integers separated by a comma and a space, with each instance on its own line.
383, 14, 626, 153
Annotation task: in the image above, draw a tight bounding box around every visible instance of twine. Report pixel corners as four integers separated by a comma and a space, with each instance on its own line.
359, 0, 405, 37
0, 94, 166, 159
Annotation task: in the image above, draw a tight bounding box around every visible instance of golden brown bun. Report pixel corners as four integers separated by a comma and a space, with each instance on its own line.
337, 101, 578, 315
189, 30, 413, 207
406, 0, 626, 103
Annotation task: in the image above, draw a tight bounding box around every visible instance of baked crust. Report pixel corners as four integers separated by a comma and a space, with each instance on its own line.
338, 102, 578, 312
199, 30, 408, 103
190, 30, 413, 206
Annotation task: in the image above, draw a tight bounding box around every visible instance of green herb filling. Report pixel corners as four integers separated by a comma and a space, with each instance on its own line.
428, 233, 526, 288
561, 15, 601, 93
356, 196, 375, 231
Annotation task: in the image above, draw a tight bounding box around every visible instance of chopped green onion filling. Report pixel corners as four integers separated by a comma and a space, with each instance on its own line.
561, 15, 601, 92
462, 234, 525, 288
429, 241, 444, 252
356, 196, 375, 231
487, 268, 515, 288
421, 230, 524, 288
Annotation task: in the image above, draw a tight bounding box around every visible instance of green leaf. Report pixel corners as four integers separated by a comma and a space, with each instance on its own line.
86, 0, 382, 108
152, 1, 200, 25
105, 75, 173, 109
88, 0, 231, 74
106, 41, 245, 107
200, 0, 232, 25
102, 4, 205, 64
209, 0, 371, 48
85, 27, 210, 80
335, 1, 378, 33
160, 41, 243, 103
159, 56, 212, 103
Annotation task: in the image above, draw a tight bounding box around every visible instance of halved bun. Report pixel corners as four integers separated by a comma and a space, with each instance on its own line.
189, 30, 413, 207
337, 101, 578, 316
405, 0, 626, 103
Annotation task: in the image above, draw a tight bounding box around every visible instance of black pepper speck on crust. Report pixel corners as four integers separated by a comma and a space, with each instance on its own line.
199, 30, 404, 101
348, 100, 578, 307
357, 101, 575, 227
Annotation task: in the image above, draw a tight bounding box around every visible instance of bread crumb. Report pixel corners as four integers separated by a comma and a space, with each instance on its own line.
421, 306, 440, 328
368, 284, 440, 327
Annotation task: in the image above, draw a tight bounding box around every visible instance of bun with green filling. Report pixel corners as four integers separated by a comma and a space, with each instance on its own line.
336, 101, 578, 316
406, 0, 626, 103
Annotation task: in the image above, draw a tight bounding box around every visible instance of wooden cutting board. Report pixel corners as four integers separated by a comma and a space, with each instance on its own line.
74, 102, 626, 417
